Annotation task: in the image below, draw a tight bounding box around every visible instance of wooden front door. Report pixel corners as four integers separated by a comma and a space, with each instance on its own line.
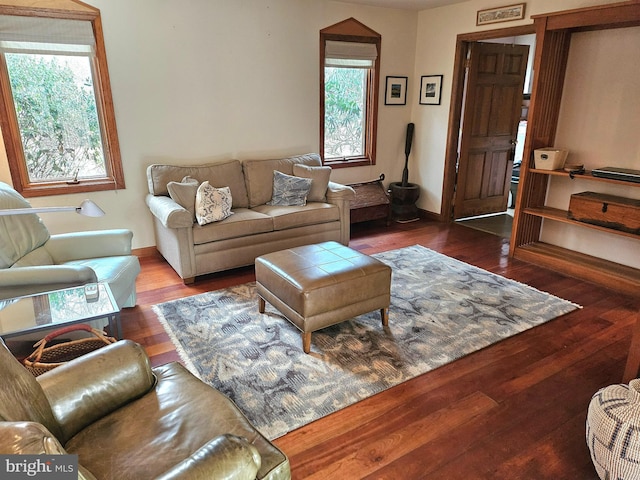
454, 42, 529, 219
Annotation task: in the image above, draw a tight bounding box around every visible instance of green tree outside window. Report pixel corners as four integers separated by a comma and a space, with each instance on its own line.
6, 53, 105, 183
324, 67, 366, 159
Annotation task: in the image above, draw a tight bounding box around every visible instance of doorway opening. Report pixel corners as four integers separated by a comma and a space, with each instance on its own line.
441, 24, 535, 240
456, 97, 529, 238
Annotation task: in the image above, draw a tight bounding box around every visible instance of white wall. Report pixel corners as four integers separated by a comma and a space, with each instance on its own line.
0, 0, 417, 248
1, 0, 636, 266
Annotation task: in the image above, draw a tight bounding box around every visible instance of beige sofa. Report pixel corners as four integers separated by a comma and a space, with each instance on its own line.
146, 153, 355, 283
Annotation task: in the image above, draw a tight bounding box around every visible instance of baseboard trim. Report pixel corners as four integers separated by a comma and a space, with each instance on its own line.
133, 246, 159, 258
418, 208, 442, 222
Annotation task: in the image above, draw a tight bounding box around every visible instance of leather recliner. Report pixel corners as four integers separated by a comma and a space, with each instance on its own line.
0, 181, 140, 309
0, 337, 291, 480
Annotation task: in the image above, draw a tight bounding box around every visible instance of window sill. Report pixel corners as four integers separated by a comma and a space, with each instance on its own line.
324, 157, 372, 169
18, 178, 124, 198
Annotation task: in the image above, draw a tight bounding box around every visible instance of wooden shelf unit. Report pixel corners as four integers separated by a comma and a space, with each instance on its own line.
510, 1, 640, 298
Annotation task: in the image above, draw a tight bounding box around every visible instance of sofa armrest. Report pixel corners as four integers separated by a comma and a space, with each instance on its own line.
326, 181, 356, 202
0, 422, 98, 480
146, 194, 194, 229
0, 421, 67, 455
38, 340, 156, 444
155, 435, 261, 480
326, 182, 355, 245
44, 229, 133, 263
0, 265, 97, 300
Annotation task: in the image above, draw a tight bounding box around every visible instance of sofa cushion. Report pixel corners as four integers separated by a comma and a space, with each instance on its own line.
167, 176, 199, 220
192, 208, 273, 244
10, 245, 55, 267
292, 164, 331, 202
0, 182, 51, 269
243, 153, 322, 208
195, 182, 233, 225
253, 203, 340, 231
267, 171, 312, 207
147, 160, 249, 209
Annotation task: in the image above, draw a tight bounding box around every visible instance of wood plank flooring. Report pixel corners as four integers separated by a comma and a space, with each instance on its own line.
121, 219, 640, 479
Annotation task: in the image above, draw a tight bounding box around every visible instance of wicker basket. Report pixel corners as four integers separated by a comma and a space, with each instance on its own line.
23, 324, 116, 376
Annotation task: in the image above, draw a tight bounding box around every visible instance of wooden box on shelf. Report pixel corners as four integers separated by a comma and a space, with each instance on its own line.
568, 191, 640, 235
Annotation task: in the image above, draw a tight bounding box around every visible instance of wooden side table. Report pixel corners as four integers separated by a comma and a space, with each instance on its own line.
348, 174, 391, 225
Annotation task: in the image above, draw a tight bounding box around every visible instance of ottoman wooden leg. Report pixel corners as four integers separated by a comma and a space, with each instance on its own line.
302, 332, 312, 354
258, 297, 266, 314
381, 307, 389, 326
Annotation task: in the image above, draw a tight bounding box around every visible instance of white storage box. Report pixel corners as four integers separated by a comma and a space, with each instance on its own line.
534, 148, 569, 170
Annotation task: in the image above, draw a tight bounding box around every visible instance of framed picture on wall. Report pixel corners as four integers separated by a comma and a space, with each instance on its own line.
384, 76, 408, 105
476, 3, 526, 26
420, 75, 443, 105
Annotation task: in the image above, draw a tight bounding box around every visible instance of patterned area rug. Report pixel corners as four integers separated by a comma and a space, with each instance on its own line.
153, 245, 580, 440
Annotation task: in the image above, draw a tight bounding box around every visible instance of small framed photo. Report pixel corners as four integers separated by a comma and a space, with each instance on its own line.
477, 3, 526, 26
385, 76, 408, 105
420, 75, 443, 105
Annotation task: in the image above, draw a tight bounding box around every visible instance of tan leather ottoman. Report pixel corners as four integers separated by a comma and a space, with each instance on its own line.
255, 241, 391, 353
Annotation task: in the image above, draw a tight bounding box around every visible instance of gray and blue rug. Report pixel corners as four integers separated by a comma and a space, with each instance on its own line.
152, 245, 580, 439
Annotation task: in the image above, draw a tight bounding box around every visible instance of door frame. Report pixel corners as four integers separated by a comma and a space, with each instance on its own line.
441, 24, 534, 222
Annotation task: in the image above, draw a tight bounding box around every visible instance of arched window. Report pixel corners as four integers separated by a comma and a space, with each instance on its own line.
320, 18, 381, 168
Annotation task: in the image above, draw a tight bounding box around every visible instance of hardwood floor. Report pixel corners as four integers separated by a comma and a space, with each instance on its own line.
121, 219, 639, 479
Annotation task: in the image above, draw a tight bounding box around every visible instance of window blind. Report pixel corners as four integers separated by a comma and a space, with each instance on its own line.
0, 15, 95, 55
325, 40, 377, 68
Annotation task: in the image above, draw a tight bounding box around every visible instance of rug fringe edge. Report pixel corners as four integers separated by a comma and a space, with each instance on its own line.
151, 304, 204, 380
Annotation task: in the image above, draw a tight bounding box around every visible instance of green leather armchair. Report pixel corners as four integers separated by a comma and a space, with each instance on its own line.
0, 338, 291, 480
0, 181, 140, 309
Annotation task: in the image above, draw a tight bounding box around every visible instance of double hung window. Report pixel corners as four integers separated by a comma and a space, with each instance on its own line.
0, 8, 123, 196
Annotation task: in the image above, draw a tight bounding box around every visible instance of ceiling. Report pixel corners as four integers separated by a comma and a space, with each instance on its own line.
337, 0, 470, 11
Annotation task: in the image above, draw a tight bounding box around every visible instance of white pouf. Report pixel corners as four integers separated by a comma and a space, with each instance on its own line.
587, 379, 640, 480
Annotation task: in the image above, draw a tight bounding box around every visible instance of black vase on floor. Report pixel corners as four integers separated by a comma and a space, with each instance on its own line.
390, 123, 420, 223
389, 182, 420, 223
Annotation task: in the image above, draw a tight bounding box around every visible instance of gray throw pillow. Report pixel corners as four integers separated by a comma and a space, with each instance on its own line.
167, 176, 199, 220
267, 171, 313, 206
292, 164, 331, 202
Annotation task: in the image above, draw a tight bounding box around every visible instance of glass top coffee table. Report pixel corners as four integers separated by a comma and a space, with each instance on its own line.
0, 283, 121, 340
